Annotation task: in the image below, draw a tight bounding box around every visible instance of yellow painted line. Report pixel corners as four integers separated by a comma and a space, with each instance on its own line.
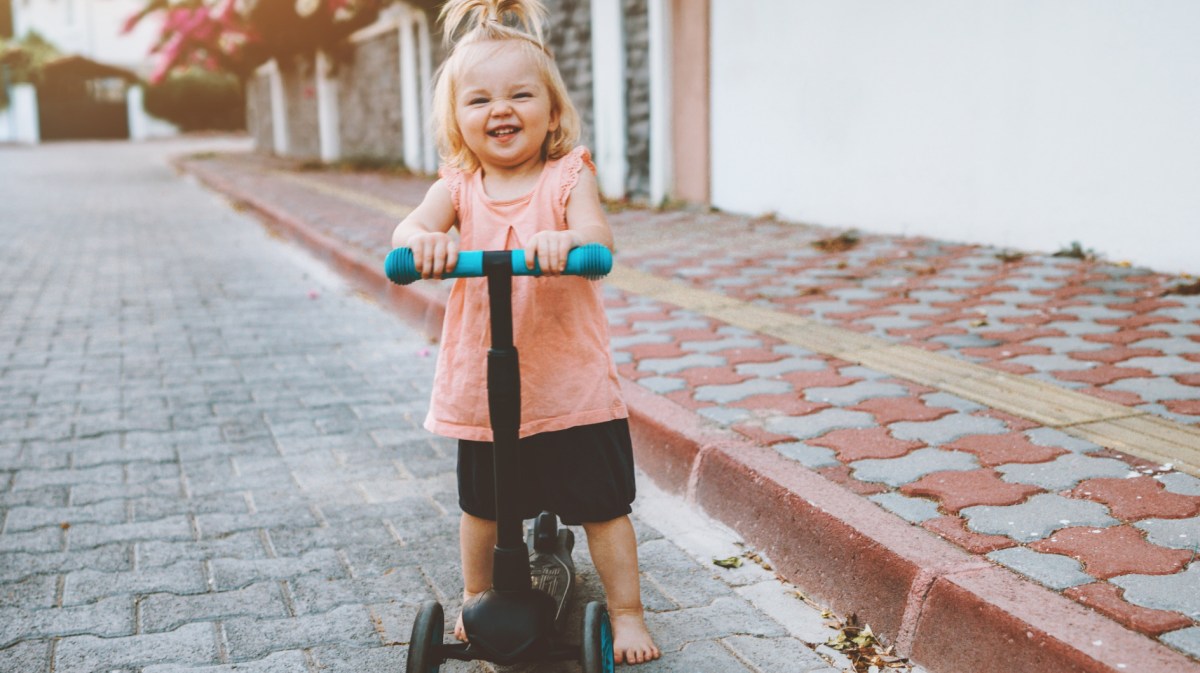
273, 171, 415, 219
606, 264, 1200, 477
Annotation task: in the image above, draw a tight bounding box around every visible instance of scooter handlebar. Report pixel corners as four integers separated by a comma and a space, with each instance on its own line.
384, 243, 613, 286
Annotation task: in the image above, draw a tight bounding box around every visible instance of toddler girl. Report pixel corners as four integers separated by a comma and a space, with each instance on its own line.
390, 0, 660, 664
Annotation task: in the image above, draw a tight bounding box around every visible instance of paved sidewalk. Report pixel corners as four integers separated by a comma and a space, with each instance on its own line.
178, 149, 1200, 673
0, 140, 880, 673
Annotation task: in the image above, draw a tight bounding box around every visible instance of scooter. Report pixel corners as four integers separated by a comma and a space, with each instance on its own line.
384, 243, 616, 673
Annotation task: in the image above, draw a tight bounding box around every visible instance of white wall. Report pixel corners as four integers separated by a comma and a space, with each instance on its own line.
710, 1, 1200, 274
13, 0, 163, 75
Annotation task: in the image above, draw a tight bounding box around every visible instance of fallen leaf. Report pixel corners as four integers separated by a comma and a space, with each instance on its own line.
712, 556, 743, 569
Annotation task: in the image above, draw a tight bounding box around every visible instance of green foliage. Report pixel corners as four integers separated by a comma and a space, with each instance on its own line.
143, 67, 245, 131
0, 31, 61, 108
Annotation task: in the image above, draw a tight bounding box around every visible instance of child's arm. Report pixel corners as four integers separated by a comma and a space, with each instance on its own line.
525, 168, 615, 274
391, 180, 459, 279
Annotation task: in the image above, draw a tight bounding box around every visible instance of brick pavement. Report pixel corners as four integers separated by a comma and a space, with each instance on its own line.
0, 140, 898, 673
173, 148, 1200, 672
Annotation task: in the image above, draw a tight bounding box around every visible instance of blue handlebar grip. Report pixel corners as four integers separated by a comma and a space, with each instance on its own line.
384, 243, 612, 285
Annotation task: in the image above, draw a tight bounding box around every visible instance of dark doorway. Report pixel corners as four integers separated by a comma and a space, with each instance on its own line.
37, 56, 137, 141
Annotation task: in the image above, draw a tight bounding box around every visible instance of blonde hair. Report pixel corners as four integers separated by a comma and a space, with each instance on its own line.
433, 0, 581, 172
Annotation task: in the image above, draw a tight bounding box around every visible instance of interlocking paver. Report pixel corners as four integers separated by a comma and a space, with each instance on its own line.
962, 493, 1118, 541
763, 408, 876, 440
997, 453, 1134, 491
888, 412, 1009, 445
850, 448, 981, 487
868, 492, 942, 523
53, 622, 219, 673
1162, 627, 1200, 660
1135, 517, 1200, 551
1111, 565, 1200, 620
986, 546, 1093, 590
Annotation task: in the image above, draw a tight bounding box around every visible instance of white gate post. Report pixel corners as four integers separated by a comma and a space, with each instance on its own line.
316, 50, 342, 162
12, 84, 40, 144
590, 1, 627, 199
126, 84, 148, 141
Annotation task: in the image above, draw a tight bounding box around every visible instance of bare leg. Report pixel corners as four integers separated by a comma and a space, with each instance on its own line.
455, 512, 496, 641
581, 516, 661, 665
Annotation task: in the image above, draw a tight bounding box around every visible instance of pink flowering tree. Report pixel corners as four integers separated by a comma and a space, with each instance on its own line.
125, 0, 385, 82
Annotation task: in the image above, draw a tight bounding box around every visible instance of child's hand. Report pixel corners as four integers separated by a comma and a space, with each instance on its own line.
525, 230, 579, 275
407, 231, 459, 279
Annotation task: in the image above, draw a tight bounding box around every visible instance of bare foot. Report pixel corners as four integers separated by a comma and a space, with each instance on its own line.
454, 591, 482, 641
609, 606, 660, 665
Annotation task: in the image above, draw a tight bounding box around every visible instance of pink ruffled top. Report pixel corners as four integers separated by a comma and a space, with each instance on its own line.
425, 146, 627, 441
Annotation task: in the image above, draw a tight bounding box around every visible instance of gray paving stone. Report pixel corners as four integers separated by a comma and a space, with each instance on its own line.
209, 549, 348, 591
734, 356, 828, 377
1106, 376, 1200, 402
0, 574, 57, 609
889, 413, 1008, 445
309, 645, 408, 673
920, 392, 985, 413
773, 442, 840, 469
53, 622, 219, 673
986, 547, 1093, 590
67, 515, 195, 550
0, 526, 63, 554
0, 595, 134, 648
637, 353, 728, 375
693, 379, 792, 404
1161, 626, 1200, 660
141, 582, 289, 633
1158, 472, 1200, 496
10, 464, 126, 491
611, 332, 673, 348
1121, 355, 1200, 376
630, 317, 712, 333
1024, 428, 1103, 454
289, 568, 429, 614
722, 634, 836, 672
1138, 403, 1200, 424
764, 409, 876, 440
1131, 335, 1200, 354
1111, 564, 1200, 619
0, 639, 50, 673
869, 492, 942, 523
962, 494, 1118, 542
649, 596, 787, 654
636, 376, 688, 394
1060, 305, 1135, 321
1007, 354, 1097, 371
1134, 517, 1200, 551
695, 406, 754, 425
142, 649, 310, 673
997, 453, 1133, 491
1025, 336, 1110, 353
680, 336, 762, 353
224, 604, 379, 660
1054, 321, 1121, 337
63, 558, 208, 606
851, 448, 980, 487
803, 380, 909, 406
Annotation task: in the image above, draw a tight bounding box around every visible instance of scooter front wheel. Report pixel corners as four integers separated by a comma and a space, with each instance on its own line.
581, 601, 615, 673
406, 600, 444, 673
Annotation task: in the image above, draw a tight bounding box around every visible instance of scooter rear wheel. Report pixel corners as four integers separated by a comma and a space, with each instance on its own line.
406, 600, 444, 673
581, 601, 615, 673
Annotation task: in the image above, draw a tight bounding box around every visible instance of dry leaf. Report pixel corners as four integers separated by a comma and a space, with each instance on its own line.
712, 556, 743, 569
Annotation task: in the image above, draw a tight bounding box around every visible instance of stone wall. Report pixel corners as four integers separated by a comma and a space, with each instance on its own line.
245, 72, 273, 153
544, 0, 594, 151
622, 0, 650, 200
280, 60, 320, 159
338, 30, 405, 161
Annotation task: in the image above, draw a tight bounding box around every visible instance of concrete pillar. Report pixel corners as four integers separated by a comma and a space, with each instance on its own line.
415, 9, 436, 173
590, 0, 627, 199
398, 4, 422, 173
126, 84, 147, 141
648, 0, 672, 206
11, 84, 39, 144
315, 50, 341, 162
267, 59, 289, 156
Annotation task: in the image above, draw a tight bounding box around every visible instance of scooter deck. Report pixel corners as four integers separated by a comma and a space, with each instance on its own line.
529, 528, 576, 630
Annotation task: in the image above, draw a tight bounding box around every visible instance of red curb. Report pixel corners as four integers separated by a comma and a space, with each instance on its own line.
180, 160, 1200, 673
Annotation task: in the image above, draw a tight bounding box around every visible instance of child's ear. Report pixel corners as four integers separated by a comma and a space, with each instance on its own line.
549, 107, 560, 132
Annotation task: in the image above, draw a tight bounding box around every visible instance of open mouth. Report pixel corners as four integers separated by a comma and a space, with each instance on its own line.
487, 125, 521, 138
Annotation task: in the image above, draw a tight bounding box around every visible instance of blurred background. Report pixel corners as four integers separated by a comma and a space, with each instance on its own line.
1, 0, 1197, 274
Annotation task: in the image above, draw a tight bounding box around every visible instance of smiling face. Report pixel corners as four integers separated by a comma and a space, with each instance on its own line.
453, 41, 560, 176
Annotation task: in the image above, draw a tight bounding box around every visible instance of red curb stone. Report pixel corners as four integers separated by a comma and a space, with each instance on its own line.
912, 566, 1200, 673
674, 366, 753, 387
1030, 526, 1194, 580
921, 516, 1018, 554
1163, 399, 1200, 416
850, 397, 955, 425
1083, 329, 1171, 346
1053, 364, 1155, 386
725, 394, 827, 416
1069, 477, 1200, 521
1069, 346, 1164, 364
808, 427, 924, 462
1064, 583, 1195, 637
827, 308, 897, 322
945, 433, 1068, 467
901, 469, 1042, 513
